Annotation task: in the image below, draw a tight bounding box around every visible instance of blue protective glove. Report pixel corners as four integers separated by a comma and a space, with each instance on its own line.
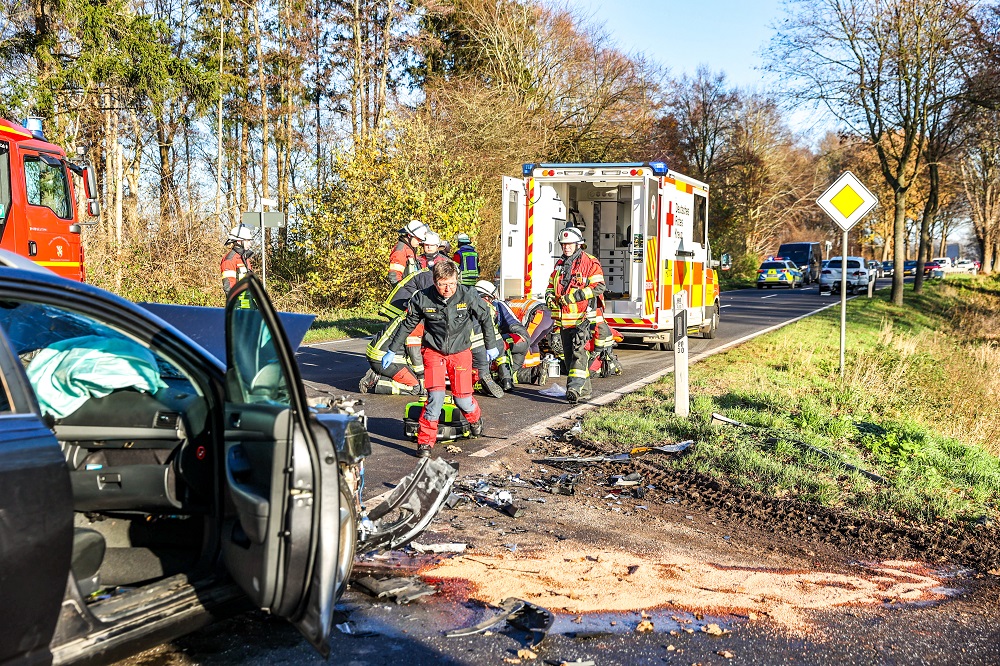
486, 347, 500, 362
381, 351, 394, 369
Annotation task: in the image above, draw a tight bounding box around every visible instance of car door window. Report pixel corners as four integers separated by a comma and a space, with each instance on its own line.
227, 300, 288, 405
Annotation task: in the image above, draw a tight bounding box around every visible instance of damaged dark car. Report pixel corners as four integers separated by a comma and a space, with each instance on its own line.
0, 259, 455, 665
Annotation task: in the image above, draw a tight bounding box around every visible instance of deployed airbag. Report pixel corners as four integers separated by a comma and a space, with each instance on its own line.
26, 335, 167, 418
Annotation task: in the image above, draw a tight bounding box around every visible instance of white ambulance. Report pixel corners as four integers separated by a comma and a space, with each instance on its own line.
500, 162, 721, 348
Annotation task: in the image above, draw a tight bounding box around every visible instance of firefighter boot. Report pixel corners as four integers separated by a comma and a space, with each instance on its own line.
498, 364, 514, 393
358, 369, 378, 393
479, 374, 505, 398
470, 417, 484, 437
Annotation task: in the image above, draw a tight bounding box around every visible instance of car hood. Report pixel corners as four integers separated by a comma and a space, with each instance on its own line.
140, 303, 314, 363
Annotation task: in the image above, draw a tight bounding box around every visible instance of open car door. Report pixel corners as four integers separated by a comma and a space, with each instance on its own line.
220, 274, 344, 656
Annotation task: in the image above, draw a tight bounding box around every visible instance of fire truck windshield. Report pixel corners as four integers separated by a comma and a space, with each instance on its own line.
24, 153, 70, 219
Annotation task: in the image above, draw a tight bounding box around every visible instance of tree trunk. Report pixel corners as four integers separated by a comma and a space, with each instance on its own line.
913, 164, 939, 293
891, 188, 907, 306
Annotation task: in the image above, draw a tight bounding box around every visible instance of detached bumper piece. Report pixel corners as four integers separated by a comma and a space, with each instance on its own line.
354, 575, 437, 604
357, 457, 458, 552
445, 597, 554, 646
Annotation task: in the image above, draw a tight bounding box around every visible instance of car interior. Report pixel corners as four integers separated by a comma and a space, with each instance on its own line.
0, 298, 216, 611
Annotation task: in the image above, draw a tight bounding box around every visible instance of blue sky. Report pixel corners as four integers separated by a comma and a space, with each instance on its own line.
578, 0, 785, 88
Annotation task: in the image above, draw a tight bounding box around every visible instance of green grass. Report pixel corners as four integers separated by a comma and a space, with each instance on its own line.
580, 276, 1000, 526
302, 306, 385, 343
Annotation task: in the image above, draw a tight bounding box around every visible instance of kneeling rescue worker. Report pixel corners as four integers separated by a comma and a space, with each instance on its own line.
546, 226, 606, 404
382, 260, 500, 456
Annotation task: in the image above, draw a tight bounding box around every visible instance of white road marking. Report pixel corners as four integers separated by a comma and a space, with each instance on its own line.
720, 304, 731, 308
761, 294, 778, 299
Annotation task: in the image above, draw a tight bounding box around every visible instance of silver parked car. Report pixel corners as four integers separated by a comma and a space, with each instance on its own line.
820, 256, 872, 294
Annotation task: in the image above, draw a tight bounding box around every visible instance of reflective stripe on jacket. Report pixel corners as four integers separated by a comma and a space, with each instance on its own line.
379, 269, 433, 320
545, 251, 606, 328
453, 244, 479, 286
388, 240, 419, 285
387, 284, 499, 356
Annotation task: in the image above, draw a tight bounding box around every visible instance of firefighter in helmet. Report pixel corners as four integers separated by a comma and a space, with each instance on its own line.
475, 280, 527, 392
221, 224, 255, 305
388, 219, 429, 285
545, 226, 606, 403
453, 232, 480, 286
419, 232, 450, 269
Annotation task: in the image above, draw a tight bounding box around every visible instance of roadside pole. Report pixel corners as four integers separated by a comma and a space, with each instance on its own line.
816, 171, 878, 378
673, 290, 689, 417
839, 231, 848, 378
240, 203, 284, 291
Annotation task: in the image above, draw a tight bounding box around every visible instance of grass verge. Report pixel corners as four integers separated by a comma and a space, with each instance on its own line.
580, 274, 1000, 526
302, 307, 384, 343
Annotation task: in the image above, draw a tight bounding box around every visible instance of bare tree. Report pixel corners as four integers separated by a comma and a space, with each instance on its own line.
959, 109, 1000, 273
769, 0, 973, 305
663, 66, 736, 182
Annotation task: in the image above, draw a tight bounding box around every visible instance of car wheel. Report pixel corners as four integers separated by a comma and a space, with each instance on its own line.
335, 478, 358, 600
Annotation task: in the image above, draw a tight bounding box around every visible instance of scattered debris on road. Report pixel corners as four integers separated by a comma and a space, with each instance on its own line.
354, 575, 438, 604
445, 597, 553, 646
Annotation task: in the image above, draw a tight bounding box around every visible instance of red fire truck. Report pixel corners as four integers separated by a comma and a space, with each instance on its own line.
0, 118, 99, 281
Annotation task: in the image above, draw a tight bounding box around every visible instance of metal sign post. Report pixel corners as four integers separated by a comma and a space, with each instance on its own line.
240, 204, 285, 291
673, 290, 689, 417
816, 171, 878, 378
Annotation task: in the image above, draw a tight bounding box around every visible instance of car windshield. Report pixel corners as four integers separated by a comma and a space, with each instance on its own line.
760, 262, 788, 270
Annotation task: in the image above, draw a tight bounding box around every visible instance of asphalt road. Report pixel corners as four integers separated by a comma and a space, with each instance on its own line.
296, 280, 854, 498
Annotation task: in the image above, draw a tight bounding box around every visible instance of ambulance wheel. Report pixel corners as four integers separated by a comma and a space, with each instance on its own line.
701, 303, 719, 340
335, 478, 358, 600
649, 341, 673, 351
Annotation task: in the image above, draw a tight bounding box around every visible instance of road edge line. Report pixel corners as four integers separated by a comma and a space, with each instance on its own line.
470, 297, 845, 458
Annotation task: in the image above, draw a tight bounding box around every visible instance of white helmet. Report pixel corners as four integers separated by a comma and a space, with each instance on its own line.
404, 219, 429, 242
423, 231, 441, 246
558, 226, 585, 244
227, 224, 254, 243
475, 279, 498, 298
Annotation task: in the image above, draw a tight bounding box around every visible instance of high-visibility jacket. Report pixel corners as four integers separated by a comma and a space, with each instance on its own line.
388, 240, 420, 285
221, 249, 252, 308
453, 244, 479, 286
380, 269, 433, 320
545, 250, 606, 328
221, 249, 251, 294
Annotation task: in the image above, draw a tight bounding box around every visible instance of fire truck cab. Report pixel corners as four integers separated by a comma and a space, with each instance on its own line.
0, 118, 99, 282
500, 162, 720, 346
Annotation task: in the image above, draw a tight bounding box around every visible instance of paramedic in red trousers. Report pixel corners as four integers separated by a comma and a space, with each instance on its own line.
383, 260, 501, 456
388, 219, 429, 285
545, 226, 606, 404
221, 224, 254, 297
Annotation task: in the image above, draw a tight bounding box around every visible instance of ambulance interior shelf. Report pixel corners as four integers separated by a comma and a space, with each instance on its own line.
568, 184, 636, 298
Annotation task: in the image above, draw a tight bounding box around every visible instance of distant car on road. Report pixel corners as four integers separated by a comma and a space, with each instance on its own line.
881, 261, 894, 277
955, 259, 978, 274
923, 260, 944, 277
756, 259, 803, 289
867, 260, 883, 278
903, 260, 918, 275
820, 256, 871, 294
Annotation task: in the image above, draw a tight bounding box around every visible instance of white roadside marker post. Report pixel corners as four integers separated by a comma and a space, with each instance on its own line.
673, 289, 689, 417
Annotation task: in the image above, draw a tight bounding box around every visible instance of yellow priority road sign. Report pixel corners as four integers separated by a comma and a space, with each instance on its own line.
816, 171, 878, 231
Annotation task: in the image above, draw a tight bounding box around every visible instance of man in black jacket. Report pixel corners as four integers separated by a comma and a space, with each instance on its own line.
383, 260, 500, 456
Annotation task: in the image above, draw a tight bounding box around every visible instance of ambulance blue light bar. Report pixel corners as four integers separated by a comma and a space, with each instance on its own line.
524, 162, 669, 177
